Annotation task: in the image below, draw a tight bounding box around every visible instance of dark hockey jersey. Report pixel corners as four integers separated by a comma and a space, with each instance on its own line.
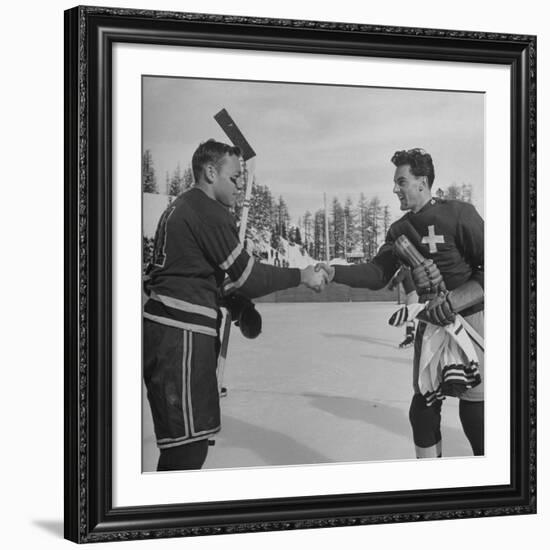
334, 198, 484, 293
144, 188, 301, 336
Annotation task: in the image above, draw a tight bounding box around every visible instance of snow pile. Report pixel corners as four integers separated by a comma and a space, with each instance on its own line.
251, 233, 315, 269
328, 257, 353, 266
254, 232, 352, 269
279, 238, 316, 269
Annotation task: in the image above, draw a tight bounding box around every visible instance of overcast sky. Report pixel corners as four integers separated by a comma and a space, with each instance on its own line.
143, 76, 484, 224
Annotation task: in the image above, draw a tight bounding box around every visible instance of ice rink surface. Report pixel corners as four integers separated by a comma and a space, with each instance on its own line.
142, 302, 472, 471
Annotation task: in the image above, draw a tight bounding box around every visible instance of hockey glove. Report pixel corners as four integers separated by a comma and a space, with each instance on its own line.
423, 290, 456, 326
237, 302, 262, 339
222, 293, 262, 339
411, 259, 443, 295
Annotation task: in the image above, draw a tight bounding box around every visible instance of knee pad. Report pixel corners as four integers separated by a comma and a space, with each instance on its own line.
409, 393, 442, 448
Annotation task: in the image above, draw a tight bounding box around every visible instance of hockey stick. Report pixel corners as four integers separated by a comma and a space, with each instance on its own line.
214, 109, 257, 394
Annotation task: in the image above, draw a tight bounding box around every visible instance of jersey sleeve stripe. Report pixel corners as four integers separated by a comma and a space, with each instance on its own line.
220, 243, 243, 271
224, 249, 252, 280
224, 256, 254, 292
149, 291, 218, 319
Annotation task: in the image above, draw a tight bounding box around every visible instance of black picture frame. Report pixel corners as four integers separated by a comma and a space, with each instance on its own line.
64, 5, 537, 543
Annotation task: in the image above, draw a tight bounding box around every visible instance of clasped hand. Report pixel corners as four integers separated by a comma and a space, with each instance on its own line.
300, 263, 334, 293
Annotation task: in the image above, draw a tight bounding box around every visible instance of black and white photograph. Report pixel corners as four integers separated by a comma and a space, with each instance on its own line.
3, 0, 548, 546
58, 2, 540, 545
141, 76, 485, 472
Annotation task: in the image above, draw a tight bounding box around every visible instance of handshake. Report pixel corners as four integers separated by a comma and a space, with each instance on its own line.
299, 263, 335, 293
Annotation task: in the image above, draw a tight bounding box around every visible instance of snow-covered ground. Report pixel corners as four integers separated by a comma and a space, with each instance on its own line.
142, 302, 471, 471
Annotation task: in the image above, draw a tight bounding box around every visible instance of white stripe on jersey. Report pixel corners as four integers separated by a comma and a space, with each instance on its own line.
220, 243, 243, 271
149, 291, 217, 319
157, 431, 219, 449
143, 313, 217, 337
224, 257, 254, 292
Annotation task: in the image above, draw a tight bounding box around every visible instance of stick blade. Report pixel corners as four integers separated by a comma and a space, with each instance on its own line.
214, 108, 256, 161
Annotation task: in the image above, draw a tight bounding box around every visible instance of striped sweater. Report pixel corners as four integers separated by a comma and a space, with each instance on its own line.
143, 188, 300, 336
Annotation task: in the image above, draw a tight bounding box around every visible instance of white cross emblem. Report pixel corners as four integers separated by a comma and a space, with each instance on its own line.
421, 225, 445, 253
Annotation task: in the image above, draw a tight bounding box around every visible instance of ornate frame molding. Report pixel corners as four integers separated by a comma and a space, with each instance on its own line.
64, 6, 536, 543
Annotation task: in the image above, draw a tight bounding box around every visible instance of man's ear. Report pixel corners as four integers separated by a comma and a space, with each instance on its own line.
204, 163, 217, 184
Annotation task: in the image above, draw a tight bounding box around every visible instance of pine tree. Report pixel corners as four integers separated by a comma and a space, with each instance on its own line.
460, 183, 473, 203
303, 210, 313, 249
274, 196, 290, 239
252, 182, 275, 232
288, 226, 296, 244
168, 164, 184, 197
313, 209, 327, 261
383, 204, 392, 236
331, 197, 345, 258
142, 150, 158, 193
438, 183, 472, 202
367, 197, 381, 259
343, 196, 356, 258
182, 166, 194, 191
445, 184, 461, 200
241, 180, 275, 255
294, 227, 303, 246
357, 192, 370, 259
143, 236, 154, 267
271, 231, 280, 251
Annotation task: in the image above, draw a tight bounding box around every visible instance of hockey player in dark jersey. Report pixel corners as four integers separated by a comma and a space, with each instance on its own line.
321, 148, 484, 459
143, 139, 329, 471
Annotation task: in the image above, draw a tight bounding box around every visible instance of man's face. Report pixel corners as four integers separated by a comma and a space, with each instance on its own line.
393, 164, 426, 212
211, 154, 243, 207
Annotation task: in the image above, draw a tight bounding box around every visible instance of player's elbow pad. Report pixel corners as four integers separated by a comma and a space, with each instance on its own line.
447, 279, 484, 313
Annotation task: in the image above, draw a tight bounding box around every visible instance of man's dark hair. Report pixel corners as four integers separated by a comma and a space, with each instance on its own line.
192, 139, 241, 183
391, 148, 435, 188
